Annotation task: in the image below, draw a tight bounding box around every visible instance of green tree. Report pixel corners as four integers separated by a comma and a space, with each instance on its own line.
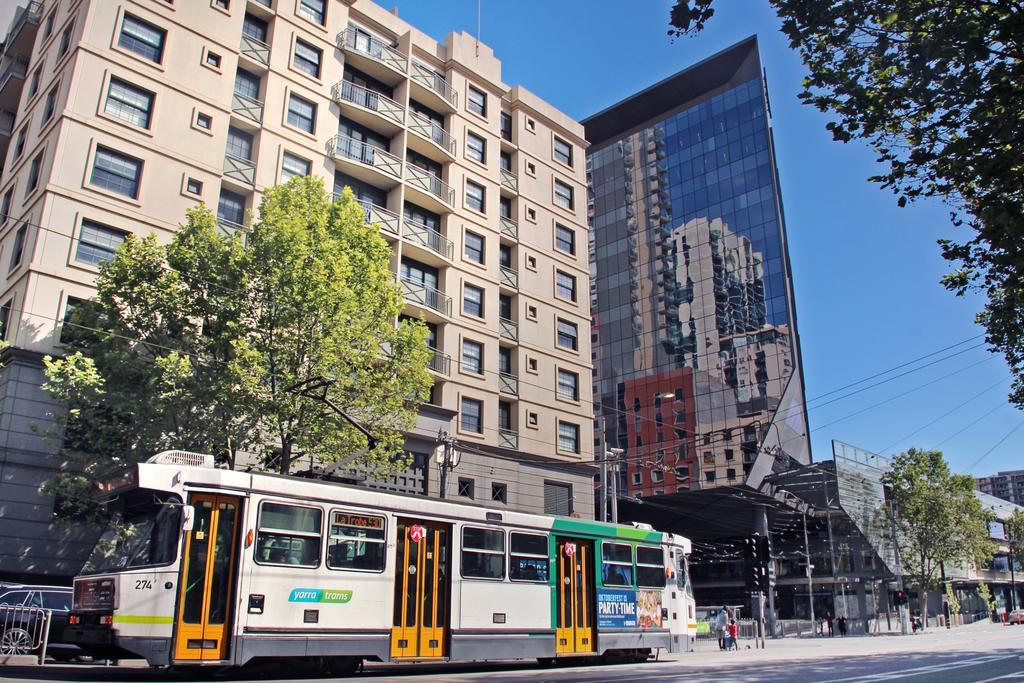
669, 0, 1024, 406
1005, 509, 1024, 581
43, 178, 431, 516
882, 448, 995, 625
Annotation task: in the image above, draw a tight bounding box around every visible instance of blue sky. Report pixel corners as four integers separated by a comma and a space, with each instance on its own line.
397, 0, 1020, 476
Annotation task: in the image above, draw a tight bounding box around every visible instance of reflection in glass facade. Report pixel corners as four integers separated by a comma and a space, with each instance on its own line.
585, 39, 810, 497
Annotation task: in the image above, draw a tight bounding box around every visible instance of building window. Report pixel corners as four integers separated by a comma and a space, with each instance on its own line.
509, 532, 547, 581
293, 39, 322, 78
28, 69, 40, 98
466, 132, 485, 163
43, 87, 58, 122
196, 112, 213, 130
10, 225, 27, 270
554, 136, 573, 167
13, 128, 26, 159
217, 189, 246, 226
214, 0, 230, 9
281, 152, 311, 180
462, 527, 504, 579
91, 146, 142, 198
186, 177, 203, 195
465, 180, 485, 213
43, 12, 55, 39
0, 189, 11, 223
235, 68, 261, 100
554, 179, 574, 210
463, 283, 484, 317
602, 542, 634, 586
226, 126, 253, 161
461, 339, 483, 374
205, 50, 222, 68
287, 94, 316, 133
59, 297, 84, 344
242, 13, 267, 42
0, 300, 11, 340
555, 270, 576, 302
727, 468, 736, 480
556, 318, 578, 351
543, 481, 572, 516
460, 397, 483, 433
652, 469, 665, 483
676, 465, 689, 479
558, 421, 580, 453
254, 502, 322, 567
457, 477, 475, 498
632, 472, 642, 485
491, 482, 507, 504
26, 152, 43, 195
105, 78, 154, 128
557, 369, 579, 401
326, 511, 386, 572
464, 230, 484, 264
76, 220, 127, 266
58, 25, 73, 58
298, 0, 326, 25
705, 471, 716, 483
555, 223, 575, 255
119, 14, 166, 63
500, 111, 512, 141
467, 85, 486, 116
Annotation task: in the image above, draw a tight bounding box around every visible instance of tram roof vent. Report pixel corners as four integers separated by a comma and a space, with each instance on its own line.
147, 450, 215, 468
631, 522, 654, 531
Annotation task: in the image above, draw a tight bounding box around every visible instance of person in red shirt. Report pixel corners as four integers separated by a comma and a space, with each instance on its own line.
728, 619, 739, 650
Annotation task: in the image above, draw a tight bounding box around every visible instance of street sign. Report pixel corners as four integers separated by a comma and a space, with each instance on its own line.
409, 524, 427, 542
564, 542, 577, 557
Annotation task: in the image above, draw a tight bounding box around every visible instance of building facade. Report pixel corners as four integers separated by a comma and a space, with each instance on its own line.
0, 0, 593, 582
977, 470, 1024, 507
583, 37, 809, 500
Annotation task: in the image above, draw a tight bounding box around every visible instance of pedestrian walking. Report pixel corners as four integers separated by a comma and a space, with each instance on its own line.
827, 612, 834, 637
716, 606, 729, 650
837, 615, 847, 637
728, 619, 739, 651
817, 615, 824, 637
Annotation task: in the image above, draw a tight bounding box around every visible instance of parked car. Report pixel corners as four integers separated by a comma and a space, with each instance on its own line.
0, 584, 82, 661
1007, 608, 1024, 625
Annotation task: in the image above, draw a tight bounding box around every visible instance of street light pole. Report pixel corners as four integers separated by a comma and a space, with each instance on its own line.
802, 506, 814, 627
598, 414, 608, 523
609, 447, 624, 524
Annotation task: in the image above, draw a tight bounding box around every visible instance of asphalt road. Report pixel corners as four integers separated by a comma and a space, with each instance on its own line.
2, 621, 1021, 682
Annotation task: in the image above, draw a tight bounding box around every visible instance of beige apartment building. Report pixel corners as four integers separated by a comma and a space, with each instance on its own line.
0, 0, 594, 581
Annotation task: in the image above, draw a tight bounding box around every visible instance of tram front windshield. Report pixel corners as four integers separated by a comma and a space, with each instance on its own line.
81, 490, 183, 575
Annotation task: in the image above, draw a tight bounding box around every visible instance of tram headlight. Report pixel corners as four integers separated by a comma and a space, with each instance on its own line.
74, 577, 117, 611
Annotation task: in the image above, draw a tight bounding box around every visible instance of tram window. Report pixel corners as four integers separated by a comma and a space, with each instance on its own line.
601, 542, 634, 586
255, 502, 322, 567
636, 545, 666, 588
509, 532, 548, 582
327, 511, 386, 572
461, 526, 505, 580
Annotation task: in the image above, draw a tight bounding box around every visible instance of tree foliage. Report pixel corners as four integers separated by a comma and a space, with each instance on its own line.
669, 0, 1024, 405
883, 448, 995, 597
1004, 508, 1024, 573
43, 178, 432, 515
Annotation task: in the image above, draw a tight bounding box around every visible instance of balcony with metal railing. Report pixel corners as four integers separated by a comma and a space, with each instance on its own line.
407, 112, 456, 161
338, 26, 407, 85
400, 277, 452, 319
500, 168, 519, 194
0, 59, 28, 111
326, 135, 403, 186
239, 34, 271, 68
216, 216, 250, 237
498, 428, 518, 450
500, 216, 518, 240
427, 346, 451, 376
499, 317, 518, 342
403, 218, 454, 264
223, 155, 256, 186
2, 1, 42, 61
409, 60, 458, 112
499, 266, 519, 290
499, 372, 519, 396
331, 80, 405, 133
404, 163, 454, 213
231, 91, 264, 125
356, 199, 400, 238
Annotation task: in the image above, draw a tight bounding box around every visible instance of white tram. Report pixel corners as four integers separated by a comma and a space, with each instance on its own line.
66, 451, 697, 670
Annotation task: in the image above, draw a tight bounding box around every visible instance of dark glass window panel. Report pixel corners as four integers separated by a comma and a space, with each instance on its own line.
119, 14, 165, 63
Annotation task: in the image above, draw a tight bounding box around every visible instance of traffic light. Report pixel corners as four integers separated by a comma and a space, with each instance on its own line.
893, 590, 906, 606
756, 536, 772, 592
742, 536, 759, 590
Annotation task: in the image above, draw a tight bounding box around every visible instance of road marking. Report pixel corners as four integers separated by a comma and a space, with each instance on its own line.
829, 654, 1020, 682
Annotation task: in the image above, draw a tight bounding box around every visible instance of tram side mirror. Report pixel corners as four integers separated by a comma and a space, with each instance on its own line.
181, 505, 196, 532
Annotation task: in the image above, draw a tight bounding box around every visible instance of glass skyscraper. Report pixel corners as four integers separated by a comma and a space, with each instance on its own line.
584, 37, 810, 497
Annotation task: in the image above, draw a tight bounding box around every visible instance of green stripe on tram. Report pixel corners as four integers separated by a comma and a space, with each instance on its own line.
112, 615, 174, 625
550, 518, 663, 542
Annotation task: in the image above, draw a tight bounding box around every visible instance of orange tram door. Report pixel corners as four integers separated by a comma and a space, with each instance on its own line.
555, 537, 596, 654
391, 519, 451, 659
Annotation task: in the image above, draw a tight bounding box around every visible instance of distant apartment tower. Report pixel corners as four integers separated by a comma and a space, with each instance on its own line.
583, 37, 810, 498
0, 0, 593, 581
977, 470, 1024, 507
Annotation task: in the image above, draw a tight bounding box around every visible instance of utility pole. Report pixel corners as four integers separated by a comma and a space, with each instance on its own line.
802, 506, 814, 627
435, 430, 459, 499
598, 414, 608, 523
609, 447, 623, 523
888, 497, 909, 635
1010, 530, 1018, 613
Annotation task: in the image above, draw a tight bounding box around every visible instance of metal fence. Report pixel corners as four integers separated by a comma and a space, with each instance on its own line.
694, 618, 759, 650
0, 604, 51, 663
